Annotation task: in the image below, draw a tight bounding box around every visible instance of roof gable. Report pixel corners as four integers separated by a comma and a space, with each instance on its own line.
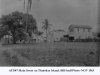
69, 24, 92, 31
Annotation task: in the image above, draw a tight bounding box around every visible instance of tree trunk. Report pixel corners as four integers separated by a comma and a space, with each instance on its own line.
12, 30, 16, 44
13, 36, 16, 44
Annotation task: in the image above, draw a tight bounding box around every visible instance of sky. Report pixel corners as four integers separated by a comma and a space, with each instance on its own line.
0, 0, 98, 32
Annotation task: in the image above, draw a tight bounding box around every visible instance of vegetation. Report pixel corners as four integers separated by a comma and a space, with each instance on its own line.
2, 42, 98, 66
42, 19, 52, 41
3, 50, 27, 66
0, 11, 37, 44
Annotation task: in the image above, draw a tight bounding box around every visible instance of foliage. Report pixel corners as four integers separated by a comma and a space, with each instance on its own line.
42, 19, 50, 30
0, 11, 37, 44
2, 42, 98, 66
42, 19, 52, 41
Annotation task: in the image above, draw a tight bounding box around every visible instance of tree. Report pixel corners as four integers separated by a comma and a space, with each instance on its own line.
42, 19, 52, 41
34, 30, 43, 36
0, 11, 37, 44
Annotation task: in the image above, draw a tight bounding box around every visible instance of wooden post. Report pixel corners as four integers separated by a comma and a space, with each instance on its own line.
26, 4, 29, 32
97, 0, 100, 66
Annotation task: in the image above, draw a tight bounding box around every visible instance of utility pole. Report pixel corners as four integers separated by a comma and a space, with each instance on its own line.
22, 0, 32, 43
24, 0, 32, 32
26, 0, 29, 32
97, 0, 100, 66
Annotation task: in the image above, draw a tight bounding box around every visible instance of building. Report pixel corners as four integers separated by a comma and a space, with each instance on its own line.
53, 29, 66, 41
47, 29, 66, 42
68, 24, 93, 39
1, 35, 13, 45
47, 30, 54, 42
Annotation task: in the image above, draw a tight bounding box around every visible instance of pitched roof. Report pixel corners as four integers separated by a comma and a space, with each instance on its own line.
68, 24, 92, 31
53, 29, 65, 32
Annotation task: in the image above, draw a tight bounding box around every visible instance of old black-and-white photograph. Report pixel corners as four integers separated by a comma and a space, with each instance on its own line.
0, 0, 99, 66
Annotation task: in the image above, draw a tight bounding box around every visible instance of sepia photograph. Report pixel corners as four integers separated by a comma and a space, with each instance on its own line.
0, 0, 100, 67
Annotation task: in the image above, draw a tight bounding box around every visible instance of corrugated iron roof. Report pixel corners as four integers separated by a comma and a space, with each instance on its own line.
53, 29, 65, 32
68, 24, 92, 31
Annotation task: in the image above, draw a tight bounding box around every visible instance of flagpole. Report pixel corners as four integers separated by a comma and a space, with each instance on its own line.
24, 0, 26, 12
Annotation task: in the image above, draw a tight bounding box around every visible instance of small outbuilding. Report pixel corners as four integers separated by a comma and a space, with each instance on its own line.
1, 35, 13, 45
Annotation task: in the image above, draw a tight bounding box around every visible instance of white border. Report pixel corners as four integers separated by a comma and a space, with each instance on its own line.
0, 67, 100, 75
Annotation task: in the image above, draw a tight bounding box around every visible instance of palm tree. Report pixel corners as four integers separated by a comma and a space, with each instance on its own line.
21, 0, 33, 43
42, 19, 52, 41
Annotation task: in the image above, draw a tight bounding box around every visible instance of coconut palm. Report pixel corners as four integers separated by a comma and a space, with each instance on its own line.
42, 19, 52, 41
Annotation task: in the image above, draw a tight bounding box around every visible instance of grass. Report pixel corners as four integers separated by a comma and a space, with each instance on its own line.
3, 50, 27, 66
1, 42, 99, 66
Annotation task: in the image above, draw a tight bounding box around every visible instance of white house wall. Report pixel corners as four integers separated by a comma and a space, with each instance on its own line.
47, 31, 54, 42
53, 31, 65, 41
69, 28, 93, 39
47, 30, 66, 42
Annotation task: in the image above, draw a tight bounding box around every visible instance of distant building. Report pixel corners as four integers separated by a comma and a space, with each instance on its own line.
68, 24, 93, 39
53, 30, 66, 41
1, 35, 13, 45
47, 29, 66, 42
47, 30, 54, 42
92, 32, 100, 39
